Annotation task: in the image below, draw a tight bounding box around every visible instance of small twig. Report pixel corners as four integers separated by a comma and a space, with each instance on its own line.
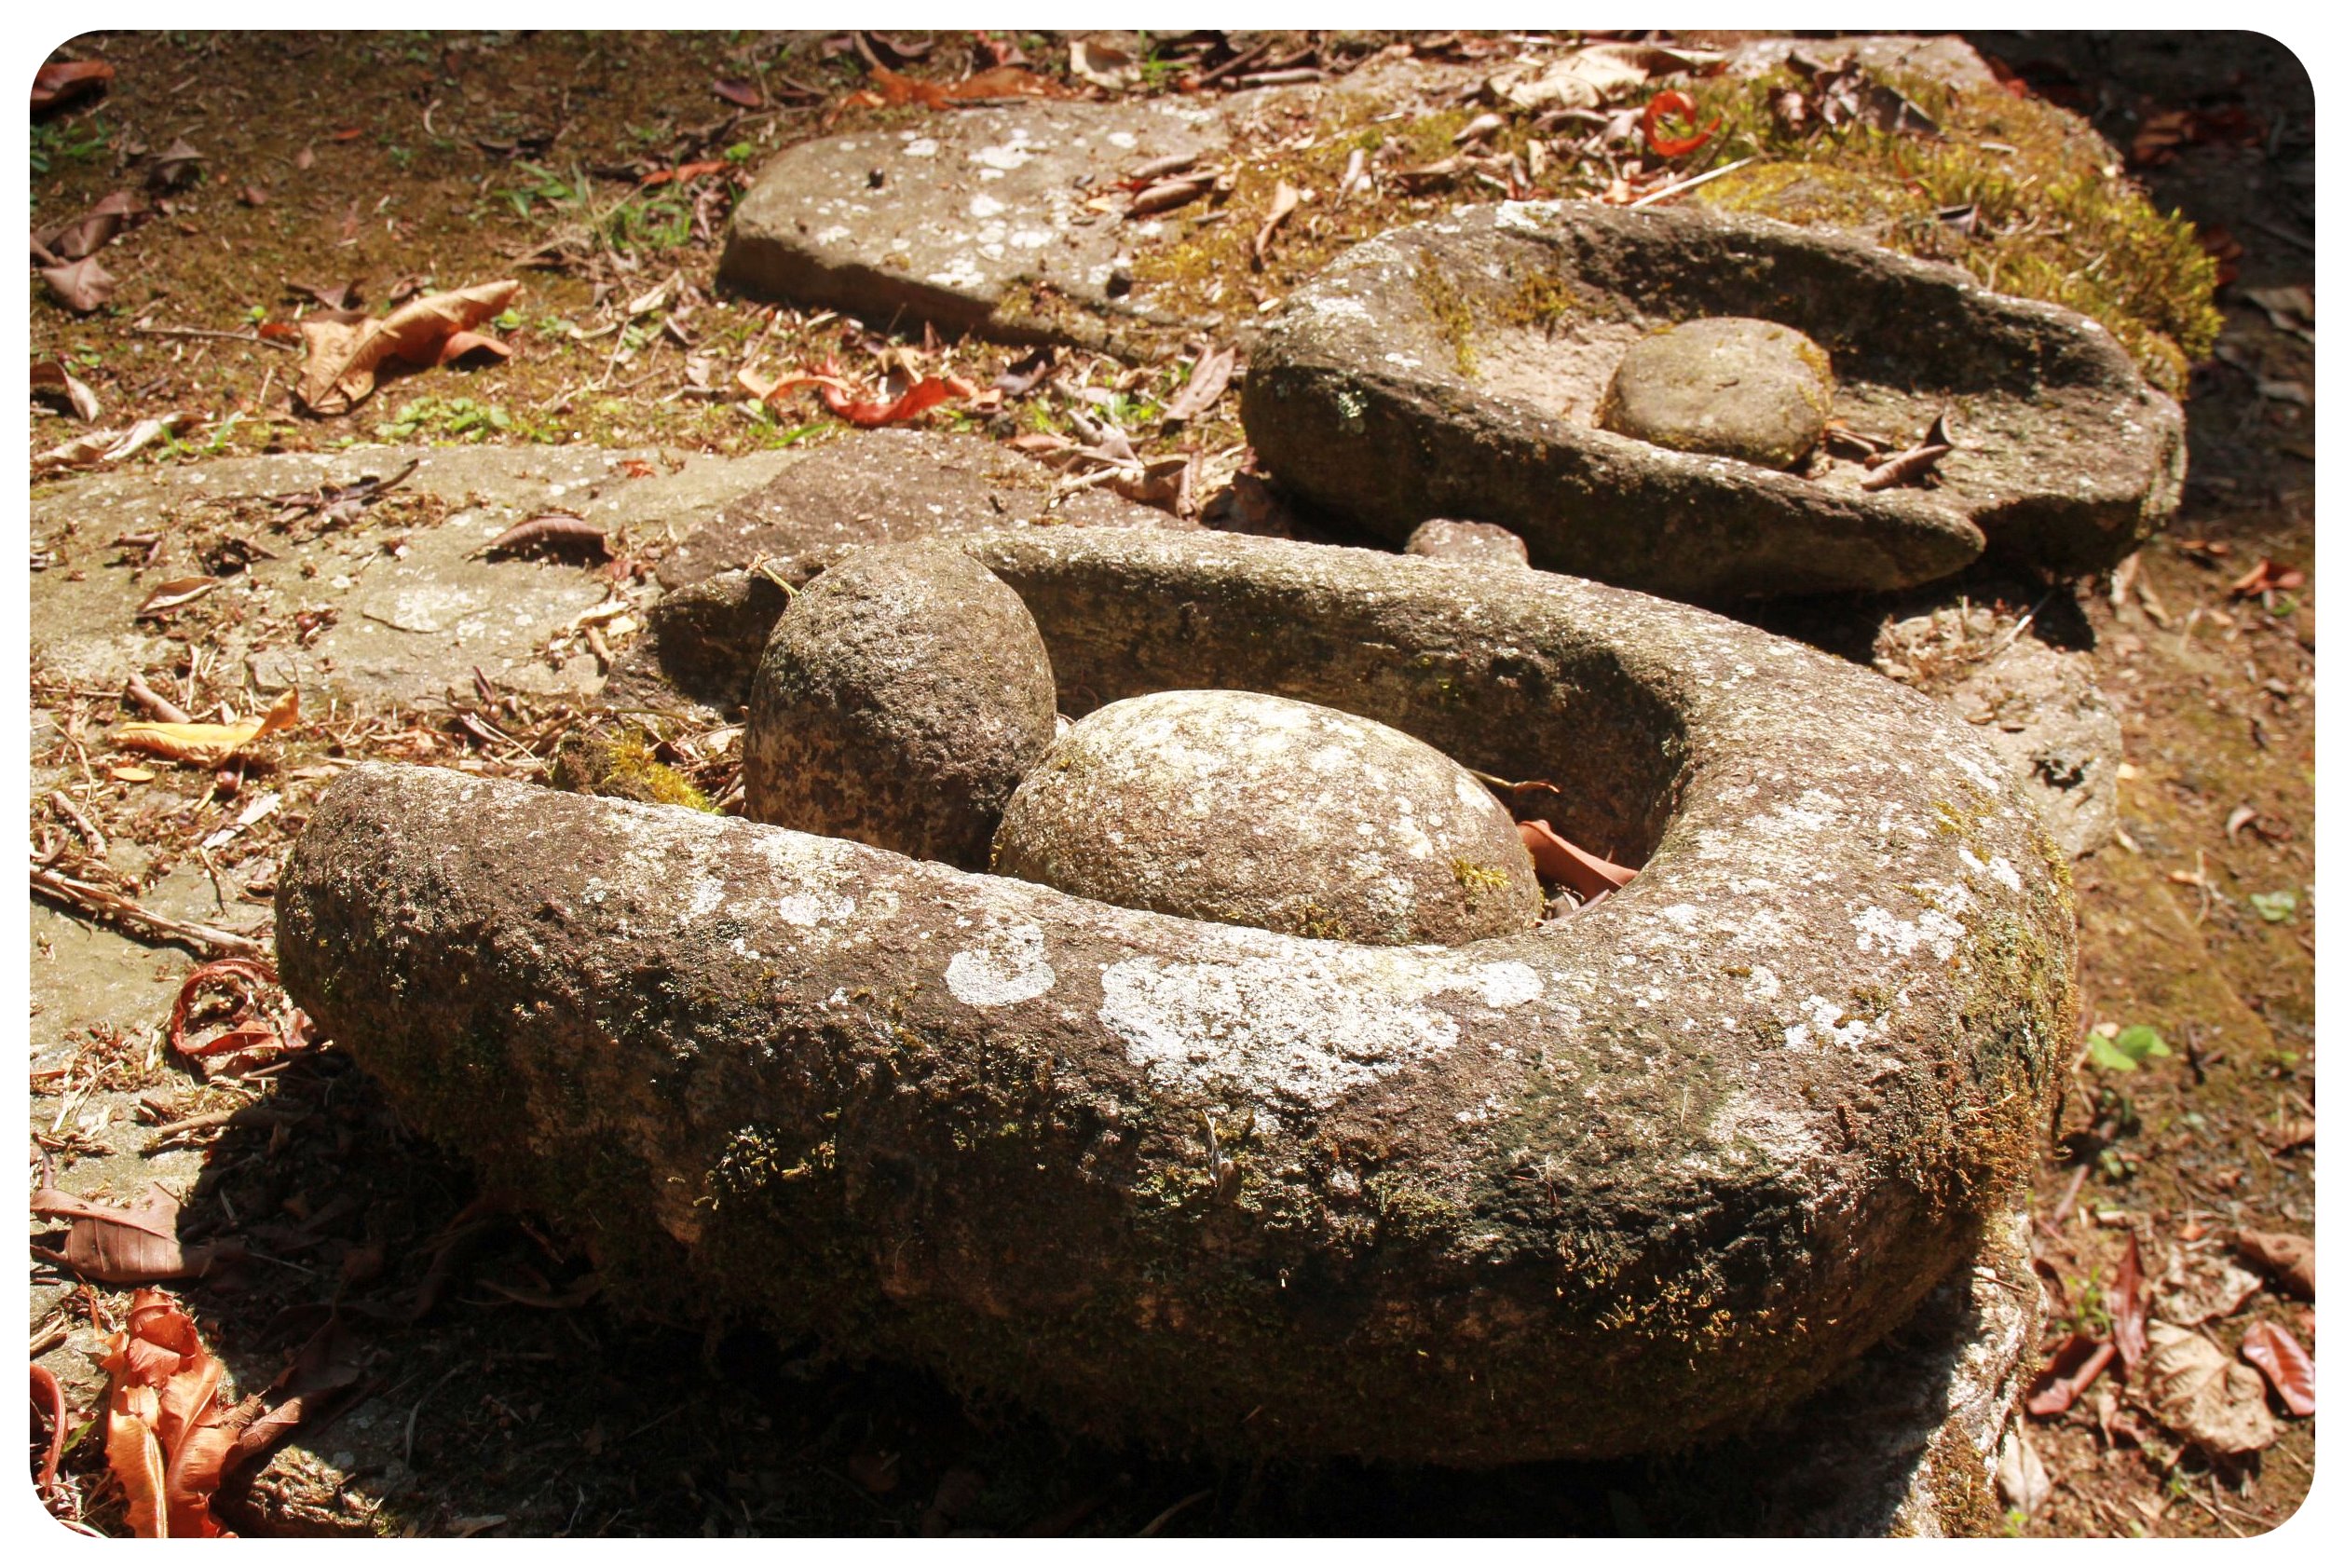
361, 608, 443, 634
2044, 1161, 2093, 1231
125, 673, 191, 724
48, 791, 107, 859
129, 323, 301, 353
31, 866, 268, 958
1626, 155, 1759, 210
1134, 1488, 1212, 1538
404, 1363, 470, 1468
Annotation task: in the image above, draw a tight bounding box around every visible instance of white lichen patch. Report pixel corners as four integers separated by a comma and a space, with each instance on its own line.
946, 922, 1057, 1008
1450, 960, 1544, 1009
1800, 993, 1872, 1051
1959, 845, 2025, 893
1098, 953, 1464, 1108
1850, 901, 1967, 962
1706, 1090, 1828, 1169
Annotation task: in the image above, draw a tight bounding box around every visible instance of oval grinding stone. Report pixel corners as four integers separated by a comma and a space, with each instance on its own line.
744, 541, 1057, 868
992, 689, 1542, 945
1598, 317, 1835, 470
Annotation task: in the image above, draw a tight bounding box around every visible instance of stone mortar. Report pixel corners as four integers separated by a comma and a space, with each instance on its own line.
276, 527, 2074, 1466
1242, 200, 2186, 601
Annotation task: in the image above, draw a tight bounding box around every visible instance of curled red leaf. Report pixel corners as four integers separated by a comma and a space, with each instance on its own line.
1641, 90, 1721, 157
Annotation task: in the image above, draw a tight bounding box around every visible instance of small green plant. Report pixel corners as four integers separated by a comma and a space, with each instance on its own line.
376, 395, 520, 442
386, 144, 417, 171
2086, 1024, 2172, 1073
500, 160, 694, 253
501, 160, 593, 222
2064, 1267, 2114, 1339
2249, 889, 2300, 923
31, 114, 112, 176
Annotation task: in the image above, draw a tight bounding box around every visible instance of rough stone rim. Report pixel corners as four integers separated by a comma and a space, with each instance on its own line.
279, 527, 2072, 1464
1243, 198, 2186, 590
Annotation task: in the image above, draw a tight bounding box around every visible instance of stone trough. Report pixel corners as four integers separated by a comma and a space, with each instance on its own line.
277, 527, 2073, 1467
1243, 200, 2186, 603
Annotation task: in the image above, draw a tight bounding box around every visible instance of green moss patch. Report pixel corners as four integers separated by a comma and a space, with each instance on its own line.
1685, 69, 2221, 392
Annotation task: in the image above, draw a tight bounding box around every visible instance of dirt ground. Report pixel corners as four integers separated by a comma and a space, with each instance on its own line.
28, 31, 2314, 1536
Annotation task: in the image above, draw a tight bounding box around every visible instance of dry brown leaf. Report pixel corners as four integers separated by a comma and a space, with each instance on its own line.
1162, 344, 1237, 424
1252, 181, 1302, 268
2142, 1322, 2279, 1455
32, 1179, 235, 1284
42, 254, 116, 312
147, 136, 205, 191
2110, 1228, 2147, 1374
33, 59, 115, 113
294, 279, 520, 416
2234, 1228, 2315, 1299
32, 357, 101, 421
2239, 1320, 2315, 1416
117, 686, 298, 768
2153, 1255, 2263, 1328
34, 187, 144, 262
1486, 42, 1722, 113
135, 576, 221, 619
34, 412, 186, 476
2025, 1330, 2115, 1417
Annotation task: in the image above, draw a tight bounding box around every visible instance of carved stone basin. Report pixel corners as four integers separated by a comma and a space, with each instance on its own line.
1243, 200, 2186, 603
277, 528, 2073, 1465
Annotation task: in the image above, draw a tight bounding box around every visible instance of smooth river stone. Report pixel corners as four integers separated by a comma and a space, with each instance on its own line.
745, 541, 1057, 869
1598, 316, 1834, 470
991, 689, 1541, 945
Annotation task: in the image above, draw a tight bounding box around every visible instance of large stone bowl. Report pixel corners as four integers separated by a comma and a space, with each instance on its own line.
276, 528, 2074, 1466
1243, 200, 2186, 602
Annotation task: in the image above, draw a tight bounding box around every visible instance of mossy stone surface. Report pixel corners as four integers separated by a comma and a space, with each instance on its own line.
1405, 517, 1531, 565
993, 689, 1541, 945
278, 528, 2073, 1466
1598, 317, 1834, 470
1244, 200, 2186, 598
744, 541, 1057, 869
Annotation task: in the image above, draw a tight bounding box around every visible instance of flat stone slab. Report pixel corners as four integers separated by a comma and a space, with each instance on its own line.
32, 445, 798, 710
279, 526, 2074, 1467
1877, 604, 2122, 860
722, 96, 1243, 347
1243, 200, 2186, 600
655, 429, 1189, 593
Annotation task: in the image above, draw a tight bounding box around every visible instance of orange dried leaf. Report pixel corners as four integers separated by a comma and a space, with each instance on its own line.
100, 1290, 236, 1537
294, 279, 520, 416
117, 686, 298, 768
1520, 820, 1637, 900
